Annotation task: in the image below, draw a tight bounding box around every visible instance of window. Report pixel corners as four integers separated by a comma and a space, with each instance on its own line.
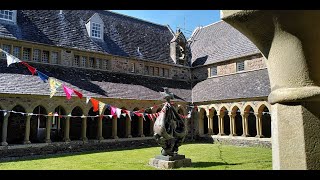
23, 48, 31, 61
236, 61, 245, 72
144, 66, 149, 75
102, 59, 108, 70
150, 66, 154, 76
154, 67, 159, 76
33, 49, 40, 62
13, 46, 21, 58
42, 51, 49, 63
88, 57, 95, 68
0, 10, 14, 21
210, 66, 217, 77
131, 63, 135, 73
81, 56, 87, 67
2, 44, 11, 59
74, 55, 80, 66
51, 52, 58, 64
92, 22, 101, 39
95, 58, 101, 69
164, 69, 169, 77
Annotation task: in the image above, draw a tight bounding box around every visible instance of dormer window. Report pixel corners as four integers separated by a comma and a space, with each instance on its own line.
0, 10, 17, 24
85, 13, 104, 40
92, 22, 101, 38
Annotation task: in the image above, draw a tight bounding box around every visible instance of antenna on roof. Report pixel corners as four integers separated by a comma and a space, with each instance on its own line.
59, 10, 63, 15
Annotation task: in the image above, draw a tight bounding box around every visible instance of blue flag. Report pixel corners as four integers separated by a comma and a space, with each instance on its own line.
37, 71, 49, 82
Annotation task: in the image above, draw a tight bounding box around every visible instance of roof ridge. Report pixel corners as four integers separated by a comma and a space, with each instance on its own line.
105, 10, 167, 28
201, 20, 224, 28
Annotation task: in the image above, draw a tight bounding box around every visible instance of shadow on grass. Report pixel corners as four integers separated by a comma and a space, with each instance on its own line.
191, 161, 240, 168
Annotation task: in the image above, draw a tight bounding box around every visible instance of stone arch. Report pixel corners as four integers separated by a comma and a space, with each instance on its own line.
7, 105, 27, 144
131, 107, 140, 137
70, 106, 83, 141
230, 105, 243, 136
244, 105, 257, 137
260, 105, 271, 138
117, 107, 127, 138
102, 107, 112, 139
30, 105, 48, 143
209, 107, 219, 135
87, 107, 99, 140
51, 106, 66, 142
242, 102, 256, 114
219, 106, 230, 135
198, 108, 208, 135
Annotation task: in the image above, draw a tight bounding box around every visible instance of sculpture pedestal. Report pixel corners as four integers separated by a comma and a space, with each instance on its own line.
149, 155, 192, 169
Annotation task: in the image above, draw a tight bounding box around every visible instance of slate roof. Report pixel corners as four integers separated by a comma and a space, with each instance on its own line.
0, 10, 175, 64
0, 61, 191, 102
190, 21, 261, 67
192, 69, 270, 102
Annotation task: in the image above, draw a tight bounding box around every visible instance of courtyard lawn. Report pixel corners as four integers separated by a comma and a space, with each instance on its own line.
0, 143, 272, 170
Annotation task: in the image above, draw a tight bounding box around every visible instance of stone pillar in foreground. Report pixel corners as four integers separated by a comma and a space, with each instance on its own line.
97, 116, 104, 140
23, 115, 31, 144
45, 116, 52, 143
64, 116, 70, 142
222, 10, 320, 169
81, 117, 88, 142
112, 116, 118, 139
1, 113, 9, 146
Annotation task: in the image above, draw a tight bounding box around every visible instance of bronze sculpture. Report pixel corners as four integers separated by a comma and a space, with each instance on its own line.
153, 88, 187, 157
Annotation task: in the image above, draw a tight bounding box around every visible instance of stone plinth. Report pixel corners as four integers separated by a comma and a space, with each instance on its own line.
149, 155, 192, 169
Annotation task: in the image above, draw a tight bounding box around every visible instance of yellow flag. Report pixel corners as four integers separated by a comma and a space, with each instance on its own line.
99, 101, 106, 115
49, 77, 62, 98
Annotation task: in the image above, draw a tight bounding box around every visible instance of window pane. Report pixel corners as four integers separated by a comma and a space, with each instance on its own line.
13, 46, 21, 58
2, 44, 11, 59
51, 52, 58, 64
23, 48, 31, 61
74, 55, 80, 66
81, 56, 87, 67
33, 49, 40, 62
42, 51, 49, 63
210, 66, 217, 76
236, 61, 245, 72
0, 10, 14, 21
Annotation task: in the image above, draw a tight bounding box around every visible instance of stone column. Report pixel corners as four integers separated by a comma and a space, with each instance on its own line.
241, 113, 249, 137
63, 116, 70, 142
255, 113, 263, 138
112, 116, 118, 139
229, 113, 236, 136
222, 10, 320, 169
1, 113, 9, 146
126, 115, 132, 138
45, 116, 52, 143
97, 116, 104, 140
81, 117, 88, 141
206, 109, 213, 135
138, 116, 144, 137
197, 110, 203, 135
23, 115, 31, 144
217, 114, 225, 136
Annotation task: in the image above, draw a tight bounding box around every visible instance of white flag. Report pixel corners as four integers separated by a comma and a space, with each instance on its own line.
116, 108, 122, 118
6, 53, 21, 67
86, 96, 91, 104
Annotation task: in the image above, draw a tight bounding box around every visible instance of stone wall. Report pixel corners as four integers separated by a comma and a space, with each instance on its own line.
245, 57, 266, 71
0, 137, 157, 159
217, 63, 236, 76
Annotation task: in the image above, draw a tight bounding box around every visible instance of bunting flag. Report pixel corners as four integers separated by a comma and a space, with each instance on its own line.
98, 101, 105, 115
49, 77, 62, 98
116, 108, 122, 118
147, 114, 153, 121
37, 71, 49, 82
73, 89, 83, 99
125, 110, 132, 121
110, 106, 117, 116
5, 52, 21, 67
20, 62, 37, 75
90, 98, 99, 112
86, 96, 91, 104
63, 85, 74, 100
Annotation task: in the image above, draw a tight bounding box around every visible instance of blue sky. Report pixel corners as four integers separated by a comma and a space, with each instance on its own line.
110, 10, 221, 38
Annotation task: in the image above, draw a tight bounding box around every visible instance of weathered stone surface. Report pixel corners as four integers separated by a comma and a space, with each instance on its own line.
149, 157, 192, 169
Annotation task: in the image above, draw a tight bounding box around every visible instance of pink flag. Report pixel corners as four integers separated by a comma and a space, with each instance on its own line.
110, 106, 117, 116
63, 85, 74, 100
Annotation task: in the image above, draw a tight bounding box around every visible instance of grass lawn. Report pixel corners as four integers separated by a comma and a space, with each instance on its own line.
0, 143, 272, 170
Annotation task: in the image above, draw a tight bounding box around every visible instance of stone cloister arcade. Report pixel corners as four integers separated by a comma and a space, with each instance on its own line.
196, 101, 271, 138
0, 96, 188, 146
